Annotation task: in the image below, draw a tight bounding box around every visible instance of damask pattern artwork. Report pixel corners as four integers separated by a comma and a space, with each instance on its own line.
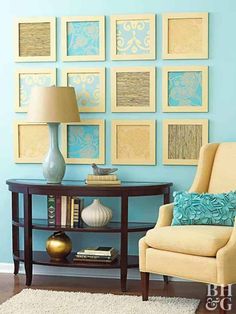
62, 68, 105, 112
15, 17, 56, 62
111, 120, 156, 165
111, 14, 155, 60
61, 16, 105, 61
162, 13, 208, 59
163, 119, 208, 165
62, 120, 105, 164
111, 67, 155, 112
14, 123, 49, 163
15, 69, 56, 112
162, 66, 208, 112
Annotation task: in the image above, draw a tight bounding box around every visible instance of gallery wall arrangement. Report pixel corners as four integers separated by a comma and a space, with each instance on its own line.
14, 12, 209, 166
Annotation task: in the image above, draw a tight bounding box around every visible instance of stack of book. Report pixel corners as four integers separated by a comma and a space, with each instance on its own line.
47, 195, 84, 227
85, 174, 121, 185
73, 247, 118, 263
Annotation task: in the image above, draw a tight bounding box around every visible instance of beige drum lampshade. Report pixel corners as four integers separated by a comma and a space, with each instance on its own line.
28, 86, 80, 123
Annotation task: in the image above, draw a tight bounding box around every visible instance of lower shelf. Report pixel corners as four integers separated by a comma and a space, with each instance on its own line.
15, 251, 139, 269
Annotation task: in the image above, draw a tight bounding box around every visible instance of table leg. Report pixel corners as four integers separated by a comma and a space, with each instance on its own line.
163, 188, 170, 283
120, 195, 128, 292
24, 193, 32, 286
12, 192, 19, 275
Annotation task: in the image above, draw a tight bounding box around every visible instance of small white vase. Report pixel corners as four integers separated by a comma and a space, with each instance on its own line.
81, 199, 112, 227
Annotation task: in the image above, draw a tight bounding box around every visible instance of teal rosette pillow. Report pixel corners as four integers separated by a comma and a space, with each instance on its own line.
172, 191, 236, 226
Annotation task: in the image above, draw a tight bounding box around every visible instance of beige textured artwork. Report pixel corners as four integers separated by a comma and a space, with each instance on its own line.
19, 22, 51, 57
168, 124, 202, 160
168, 18, 203, 54
116, 125, 150, 161
17, 124, 49, 162
116, 72, 150, 107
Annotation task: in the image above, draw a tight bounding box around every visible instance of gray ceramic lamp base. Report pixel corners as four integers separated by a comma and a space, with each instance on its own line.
43, 123, 65, 184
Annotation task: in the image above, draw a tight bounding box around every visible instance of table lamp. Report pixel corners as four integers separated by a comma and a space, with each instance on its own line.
28, 86, 80, 184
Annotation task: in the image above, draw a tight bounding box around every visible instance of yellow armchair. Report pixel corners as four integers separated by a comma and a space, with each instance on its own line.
139, 143, 236, 300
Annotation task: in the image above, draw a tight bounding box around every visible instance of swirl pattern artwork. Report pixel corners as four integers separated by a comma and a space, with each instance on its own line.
116, 19, 151, 55
68, 73, 100, 110
67, 125, 99, 159
168, 71, 202, 107
67, 21, 99, 56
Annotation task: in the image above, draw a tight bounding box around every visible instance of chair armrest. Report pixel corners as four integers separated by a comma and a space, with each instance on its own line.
155, 203, 174, 228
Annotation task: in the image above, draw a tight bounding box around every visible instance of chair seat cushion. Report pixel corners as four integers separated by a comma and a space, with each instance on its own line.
145, 225, 233, 257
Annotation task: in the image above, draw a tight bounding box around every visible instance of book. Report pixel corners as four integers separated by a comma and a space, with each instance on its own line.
55, 196, 61, 226
85, 180, 121, 185
76, 249, 118, 258
47, 195, 56, 225
71, 197, 74, 227
61, 196, 67, 226
75, 254, 117, 260
79, 198, 84, 226
87, 174, 118, 181
66, 196, 71, 226
82, 247, 117, 256
73, 197, 80, 226
73, 253, 118, 263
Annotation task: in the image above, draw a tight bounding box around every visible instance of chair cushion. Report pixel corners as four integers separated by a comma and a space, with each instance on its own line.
145, 226, 233, 257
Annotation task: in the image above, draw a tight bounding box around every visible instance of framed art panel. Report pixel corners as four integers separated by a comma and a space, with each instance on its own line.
14, 122, 49, 163
62, 120, 105, 164
62, 68, 105, 113
163, 119, 208, 165
162, 66, 208, 112
111, 67, 156, 112
61, 16, 105, 61
111, 120, 156, 165
15, 68, 56, 113
14, 17, 56, 62
162, 13, 208, 59
111, 14, 156, 60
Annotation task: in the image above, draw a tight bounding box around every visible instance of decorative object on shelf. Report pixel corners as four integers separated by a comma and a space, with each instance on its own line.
111, 120, 156, 165
92, 163, 118, 175
162, 66, 208, 113
15, 68, 56, 113
14, 122, 49, 163
163, 119, 209, 165
62, 119, 105, 165
81, 199, 112, 227
62, 68, 105, 113
86, 173, 120, 185
28, 86, 80, 184
162, 12, 208, 59
111, 67, 156, 112
74, 246, 118, 263
15, 17, 56, 62
111, 14, 156, 60
46, 231, 72, 261
61, 16, 105, 61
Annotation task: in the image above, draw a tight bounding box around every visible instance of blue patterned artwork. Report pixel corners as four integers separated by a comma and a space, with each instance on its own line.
67, 125, 99, 159
67, 21, 100, 56
168, 71, 202, 106
20, 73, 52, 108
68, 73, 100, 111
116, 19, 151, 55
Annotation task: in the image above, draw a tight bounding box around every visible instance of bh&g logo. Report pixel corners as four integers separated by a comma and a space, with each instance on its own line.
206, 284, 232, 311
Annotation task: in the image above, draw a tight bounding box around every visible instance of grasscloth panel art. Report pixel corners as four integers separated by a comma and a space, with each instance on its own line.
62, 68, 105, 112
62, 120, 105, 164
111, 14, 155, 60
15, 17, 56, 62
163, 119, 208, 165
111, 120, 156, 165
14, 122, 49, 163
162, 66, 208, 112
111, 67, 155, 112
162, 13, 208, 59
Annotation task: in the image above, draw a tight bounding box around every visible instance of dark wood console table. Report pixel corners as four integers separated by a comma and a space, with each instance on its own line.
6, 179, 172, 292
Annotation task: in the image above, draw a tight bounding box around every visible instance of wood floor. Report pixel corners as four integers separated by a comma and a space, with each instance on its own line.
0, 273, 235, 313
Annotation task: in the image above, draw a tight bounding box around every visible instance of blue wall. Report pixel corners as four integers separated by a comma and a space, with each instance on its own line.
1, 0, 236, 264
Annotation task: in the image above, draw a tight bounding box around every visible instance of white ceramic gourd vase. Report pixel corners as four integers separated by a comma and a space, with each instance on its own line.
81, 199, 112, 227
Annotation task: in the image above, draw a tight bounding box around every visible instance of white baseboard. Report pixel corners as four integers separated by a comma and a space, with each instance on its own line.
0, 263, 186, 281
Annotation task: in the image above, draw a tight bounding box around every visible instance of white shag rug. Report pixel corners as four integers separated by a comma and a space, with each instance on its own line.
0, 289, 200, 314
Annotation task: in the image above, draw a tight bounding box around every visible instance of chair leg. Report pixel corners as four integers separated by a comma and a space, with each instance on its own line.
140, 272, 149, 301
163, 275, 168, 284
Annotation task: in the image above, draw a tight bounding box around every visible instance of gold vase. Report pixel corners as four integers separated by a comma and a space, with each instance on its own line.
46, 231, 72, 261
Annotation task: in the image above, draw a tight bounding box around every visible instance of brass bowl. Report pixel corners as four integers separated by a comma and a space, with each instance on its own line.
46, 231, 72, 261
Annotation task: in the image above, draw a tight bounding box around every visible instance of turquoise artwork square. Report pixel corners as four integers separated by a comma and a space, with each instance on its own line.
116, 19, 151, 55
68, 73, 100, 109
67, 21, 100, 56
168, 71, 202, 107
67, 125, 99, 159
